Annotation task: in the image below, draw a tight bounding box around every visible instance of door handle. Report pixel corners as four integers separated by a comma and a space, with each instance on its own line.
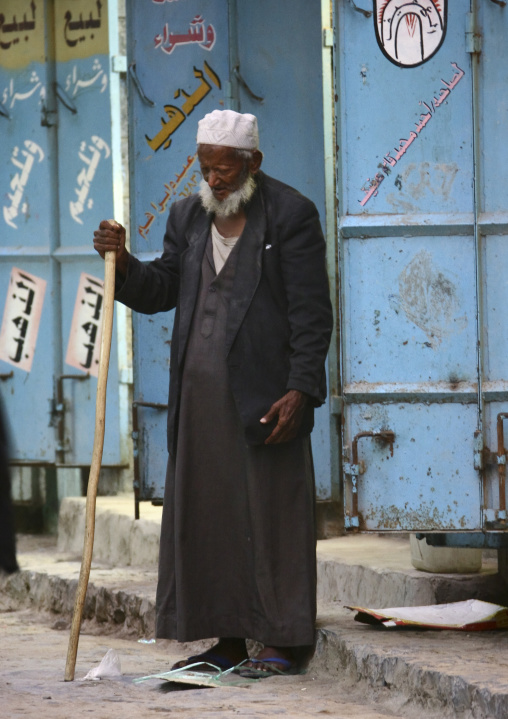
233, 65, 264, 104
128, 63, 155, 107
0, 102, 11, 120
53, 373, 90, 462
55, 83, 78, 114
131, 400, 168, 518
345, 430, 395, 529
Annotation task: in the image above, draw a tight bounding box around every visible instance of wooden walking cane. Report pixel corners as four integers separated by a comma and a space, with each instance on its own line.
64, 248, 116, 681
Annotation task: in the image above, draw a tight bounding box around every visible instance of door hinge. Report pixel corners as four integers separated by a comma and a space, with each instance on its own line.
112, 55, 127, 73
41, 105, 57, 127
330, 394, 343, 417
483, 508, 508, 530
473, 429, 483, 470
323, 27, 333, 48
119, 367, 133, 384
465, 12, 482, 54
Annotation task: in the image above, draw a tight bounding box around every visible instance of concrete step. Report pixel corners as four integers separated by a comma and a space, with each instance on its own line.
2, 535, 158, 638
315, 605, 508, 719
316, 535, 505, 608
57, 496, 162, 570
59, 496, 506, 608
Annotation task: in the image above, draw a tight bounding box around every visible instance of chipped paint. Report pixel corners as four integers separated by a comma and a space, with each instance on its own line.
389, 249, 467, 348
385, 162, 459, 210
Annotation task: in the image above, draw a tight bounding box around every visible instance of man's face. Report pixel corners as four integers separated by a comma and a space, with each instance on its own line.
197, 144, 251, 202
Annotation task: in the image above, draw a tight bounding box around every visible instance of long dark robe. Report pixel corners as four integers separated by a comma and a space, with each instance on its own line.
155, 236, 316, 647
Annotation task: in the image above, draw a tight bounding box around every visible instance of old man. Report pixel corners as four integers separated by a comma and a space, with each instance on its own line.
93, 110, 333, 677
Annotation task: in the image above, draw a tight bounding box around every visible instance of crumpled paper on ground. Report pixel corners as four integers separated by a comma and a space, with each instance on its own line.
348, 599, 508, 630
82, 649, 122, 680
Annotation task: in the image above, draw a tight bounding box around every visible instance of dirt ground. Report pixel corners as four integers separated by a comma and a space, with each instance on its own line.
0, 607, 446, 719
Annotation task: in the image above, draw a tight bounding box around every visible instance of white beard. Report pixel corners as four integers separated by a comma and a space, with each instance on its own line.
198, 174, 256, 217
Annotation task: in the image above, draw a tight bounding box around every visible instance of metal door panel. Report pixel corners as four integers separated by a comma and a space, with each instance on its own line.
127, 1, 332, 502
130, 309, 172, 499
59, 259, 120, 464
0, 262, 55, 462
235, 0, 331, 498
481, 400, 508, 527
54, 21, 114, 245
483, 235, 508, 385
346, 402, 480, 531
1, 1, 121, 469
477, 0, 508, 529
478, 2, 508, 215
127, 0, 227, 249
133, 400, 169, 500
126, 0, 229, 500
343, 235, 477, 388
481, 234, 508, 526
336, 1, 481, 530
0, 1, 49, 240
53, 0, 121, 466
337, 2, 473, 217
235, 0, 326, 203
0, 1, 55, 462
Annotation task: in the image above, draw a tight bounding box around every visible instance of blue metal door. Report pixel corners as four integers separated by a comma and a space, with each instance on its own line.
0, 0, 121, 469
126, 0, 331, 504
476, 0, 508, 532
126, 0, 229, 502
233, 0, 332, 499
0, 0, 55, 463
335, 0, 507, 531
52, 0, 121, 466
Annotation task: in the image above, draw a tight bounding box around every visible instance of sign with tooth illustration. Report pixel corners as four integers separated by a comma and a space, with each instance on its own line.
374, 1, 447, 67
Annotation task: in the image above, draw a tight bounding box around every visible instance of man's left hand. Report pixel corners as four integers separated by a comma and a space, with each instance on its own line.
261, 390, 308, 445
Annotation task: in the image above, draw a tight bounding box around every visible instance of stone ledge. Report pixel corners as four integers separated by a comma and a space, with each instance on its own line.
315, 612, 508, 719
57, 496, 161, 569
0, 568, 156, 639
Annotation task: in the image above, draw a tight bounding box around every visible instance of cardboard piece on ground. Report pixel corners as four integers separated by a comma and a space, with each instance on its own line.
135, 661, 256, 688
348, 599, 508, 630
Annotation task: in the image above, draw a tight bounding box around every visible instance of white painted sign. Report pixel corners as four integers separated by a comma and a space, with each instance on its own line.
374, 1, 447, 68
0, 267, 47, 372
65, 272, 105, 377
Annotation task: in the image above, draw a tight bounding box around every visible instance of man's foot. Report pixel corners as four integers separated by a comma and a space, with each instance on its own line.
237, 646, 301, 678
171, 638, 248, 672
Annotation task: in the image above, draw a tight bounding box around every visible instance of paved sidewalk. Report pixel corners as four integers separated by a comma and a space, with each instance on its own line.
0, 606, 442, 719
2, 498, 508, 717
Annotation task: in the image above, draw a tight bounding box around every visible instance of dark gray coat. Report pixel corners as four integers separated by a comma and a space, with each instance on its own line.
116, 171, 333, 453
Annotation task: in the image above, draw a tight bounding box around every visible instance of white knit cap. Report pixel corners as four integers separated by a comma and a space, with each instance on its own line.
197, 109, 259, 150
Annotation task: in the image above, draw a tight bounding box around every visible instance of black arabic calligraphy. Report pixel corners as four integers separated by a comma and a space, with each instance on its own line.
80, 277, 103, 368
0, 1, 36, 50
9, 273, 36, 364
64, 0, 102, 48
